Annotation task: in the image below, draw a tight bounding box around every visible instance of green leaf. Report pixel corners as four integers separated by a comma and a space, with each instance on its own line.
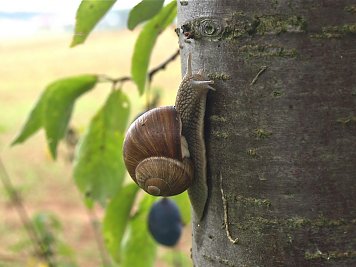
171, 192, 191, 224
43, 75, 98, 158
11, 89, 51, 145
12, 75, 97, 153
73, 90, 130, 206
71, 0, 116, 47
121, 195, 157, 267
128, 0, 165, 30
131, 1, 177, 95
103, 183, 139, 263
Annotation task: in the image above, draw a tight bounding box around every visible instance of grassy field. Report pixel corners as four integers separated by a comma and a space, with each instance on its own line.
0, 29, 190, 266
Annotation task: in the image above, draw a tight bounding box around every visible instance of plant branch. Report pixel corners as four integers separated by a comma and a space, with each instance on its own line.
99, 49, 180, 88
148, 49, 180, 83
0, 157, 55, 266
86, 208, 112, 267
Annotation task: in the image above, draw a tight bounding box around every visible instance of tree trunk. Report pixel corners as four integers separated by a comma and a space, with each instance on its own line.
177, 0, 356, 266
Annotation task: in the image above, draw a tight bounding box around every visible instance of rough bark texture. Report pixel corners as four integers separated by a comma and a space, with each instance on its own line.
177, 0, 356, 266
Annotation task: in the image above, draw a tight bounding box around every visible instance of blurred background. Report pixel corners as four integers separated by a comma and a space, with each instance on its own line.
0, 1, 187, 266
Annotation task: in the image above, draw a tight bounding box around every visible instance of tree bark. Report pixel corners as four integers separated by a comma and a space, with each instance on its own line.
177, 0, 356, 266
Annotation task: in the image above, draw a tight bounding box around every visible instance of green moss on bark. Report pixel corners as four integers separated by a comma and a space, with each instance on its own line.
305, 250, 356, 261
183, 13, 307, 41
247, 148, 259, 157
234, 196, 272, 208
311, 23, 356, 38
344, 5, 356, 14
254, 129, 272, 139
212, 130, 229, 138
233, 216, 355, 231
272, 90, 284, 97
208, 72, 231, 81
255, 15, 307, 34
337, 115, 356, 125
203, 254, 236, 266
210, 115, 227, 122
239, 44, 298, 58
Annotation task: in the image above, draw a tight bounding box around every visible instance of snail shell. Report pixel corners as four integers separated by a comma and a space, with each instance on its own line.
123, 106, 193, 196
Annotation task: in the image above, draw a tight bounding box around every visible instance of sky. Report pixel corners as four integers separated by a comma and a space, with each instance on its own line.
0, 0, 142, 13
0, 0, 143, 38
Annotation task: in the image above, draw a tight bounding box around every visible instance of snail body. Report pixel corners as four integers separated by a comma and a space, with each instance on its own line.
123, 54, 214, 220
175, 54, 214, 220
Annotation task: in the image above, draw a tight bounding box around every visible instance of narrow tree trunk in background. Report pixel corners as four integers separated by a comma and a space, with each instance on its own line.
177, 1, 355, 266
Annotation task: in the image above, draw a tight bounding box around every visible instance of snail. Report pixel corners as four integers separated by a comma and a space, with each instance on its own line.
123, 106, 193, 196
123, 54, 214, 220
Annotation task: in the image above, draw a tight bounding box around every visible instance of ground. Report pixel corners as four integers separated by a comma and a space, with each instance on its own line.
0, 29, 191, 267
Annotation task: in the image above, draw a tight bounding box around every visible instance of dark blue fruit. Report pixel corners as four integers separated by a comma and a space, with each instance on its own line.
148, 198, 182, 247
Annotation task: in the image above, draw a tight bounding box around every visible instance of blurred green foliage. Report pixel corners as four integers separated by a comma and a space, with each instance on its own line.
12, 0, 191, 266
